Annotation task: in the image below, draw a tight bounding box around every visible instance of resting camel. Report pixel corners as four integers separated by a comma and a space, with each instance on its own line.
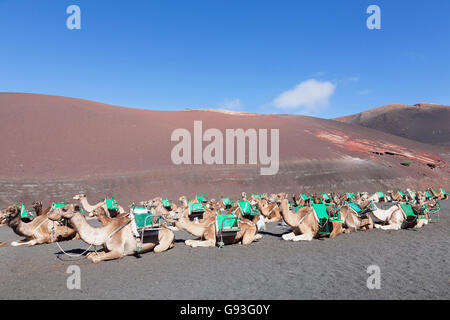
73, 193, 125, 216
277, 197, 343, 241
386, 190, 408, 202
47, 205, 174, 263
428, 188, 448, 200
2, 205, 78, 247
367, 200, 428, 230
254, 197, 281, 223
165, 205, 261, 248
338, 200, 374, 233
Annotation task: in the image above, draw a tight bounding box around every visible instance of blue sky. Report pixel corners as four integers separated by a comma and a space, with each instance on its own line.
0, 0, 449, 118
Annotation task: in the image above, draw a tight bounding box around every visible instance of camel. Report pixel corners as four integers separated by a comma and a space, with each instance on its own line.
277, 198, 343, 241
47, 205, 174, 263
255, 197, 281, 223
165, 205, 262, 248
73, 193, 125, 216
338, 199, 374, 233
386, 190, 408, 202
2, 205, 78, 247
0, 208, 8, 226
428, 188, 448, 200
292, 193, 312, 207
367, 191, 390, 203
367, 200, 428, 230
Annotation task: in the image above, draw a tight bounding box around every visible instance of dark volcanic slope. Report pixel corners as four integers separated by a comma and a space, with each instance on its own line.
334, 103, 450, 145
0, 93, 449, 207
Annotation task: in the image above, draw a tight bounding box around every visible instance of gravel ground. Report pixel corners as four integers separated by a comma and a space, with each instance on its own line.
0, 201, 449, 300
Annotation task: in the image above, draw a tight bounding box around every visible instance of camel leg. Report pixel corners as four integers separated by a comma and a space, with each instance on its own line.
187, 239, 216, 248
414, 219, 426, 229
0, 242, 7, 247
241, 232, 262, 245
378, 223, 401, 231
11, 239, 38, 247
87, 250, 123, 263
154, 232, 175, 253
292, 233, 314, 241
282, 232, 296, 241
329, 222, 343, 239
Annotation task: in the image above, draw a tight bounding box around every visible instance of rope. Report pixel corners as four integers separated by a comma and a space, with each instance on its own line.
52, 220, 94, 258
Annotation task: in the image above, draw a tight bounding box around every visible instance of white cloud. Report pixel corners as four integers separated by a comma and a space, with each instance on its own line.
221, 98, 243, 110
272, 79, 336, 114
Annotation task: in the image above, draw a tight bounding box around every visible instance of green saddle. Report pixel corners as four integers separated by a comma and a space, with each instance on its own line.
20, 204, 36, 220
299, 194, 310, 201
312, 203, 341, 235
162, 198, 173, 209
132, 206, 161, 230
377, 191, 385, 199
440, 188, 447, 196
51, 202, 70, 210
347, 201, 362, 214
424, 191, 432, 199
196, 194, 209, 203
346, 193, 355, 200
189, 202, 205, 214
216, 214, 240, 232
322, 193, 330, 201
399, 203, 415, 217
105, 197, 119, 210
312, 203, 341, 221
221, 197, 232, 208
238, 201, 259, 216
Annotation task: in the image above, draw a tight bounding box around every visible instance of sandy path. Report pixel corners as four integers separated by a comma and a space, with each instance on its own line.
0, 201, 448, 300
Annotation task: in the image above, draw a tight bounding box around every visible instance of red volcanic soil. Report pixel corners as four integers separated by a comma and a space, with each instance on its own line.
334, 103, 450, 145
0, 93, 449, 207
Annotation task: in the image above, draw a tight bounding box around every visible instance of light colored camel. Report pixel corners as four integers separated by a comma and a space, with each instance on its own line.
368, 201, 428, 230
255, 198, 281, 223
165, 206, 261, 248
47, 205, 174, 263
277, 198, 343, 241
2, 205, 78, 247
339, 200, 374, 233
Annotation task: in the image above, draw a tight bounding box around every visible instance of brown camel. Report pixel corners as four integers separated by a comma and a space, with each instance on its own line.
277, 198, 343, 241
165, 206, 261, 248
47, 204, 174, 263
2, 205, 78, 247
339, 199, 374, 233
255, 197, 281, 223
428, 188, 448, 200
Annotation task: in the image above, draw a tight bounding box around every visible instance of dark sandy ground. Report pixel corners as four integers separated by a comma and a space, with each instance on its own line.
0, 201, 448, 300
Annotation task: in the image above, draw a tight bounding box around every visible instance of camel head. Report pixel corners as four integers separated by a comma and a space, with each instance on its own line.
3, 205, 20, 222
48, 204, 80, 221
164, 206, 185, 222
92, 206, 109, 219
31, 201, 43, 214
73, 193, 86, 201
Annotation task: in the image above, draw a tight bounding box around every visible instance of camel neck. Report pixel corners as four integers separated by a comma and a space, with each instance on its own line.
70, 211, 115, 246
